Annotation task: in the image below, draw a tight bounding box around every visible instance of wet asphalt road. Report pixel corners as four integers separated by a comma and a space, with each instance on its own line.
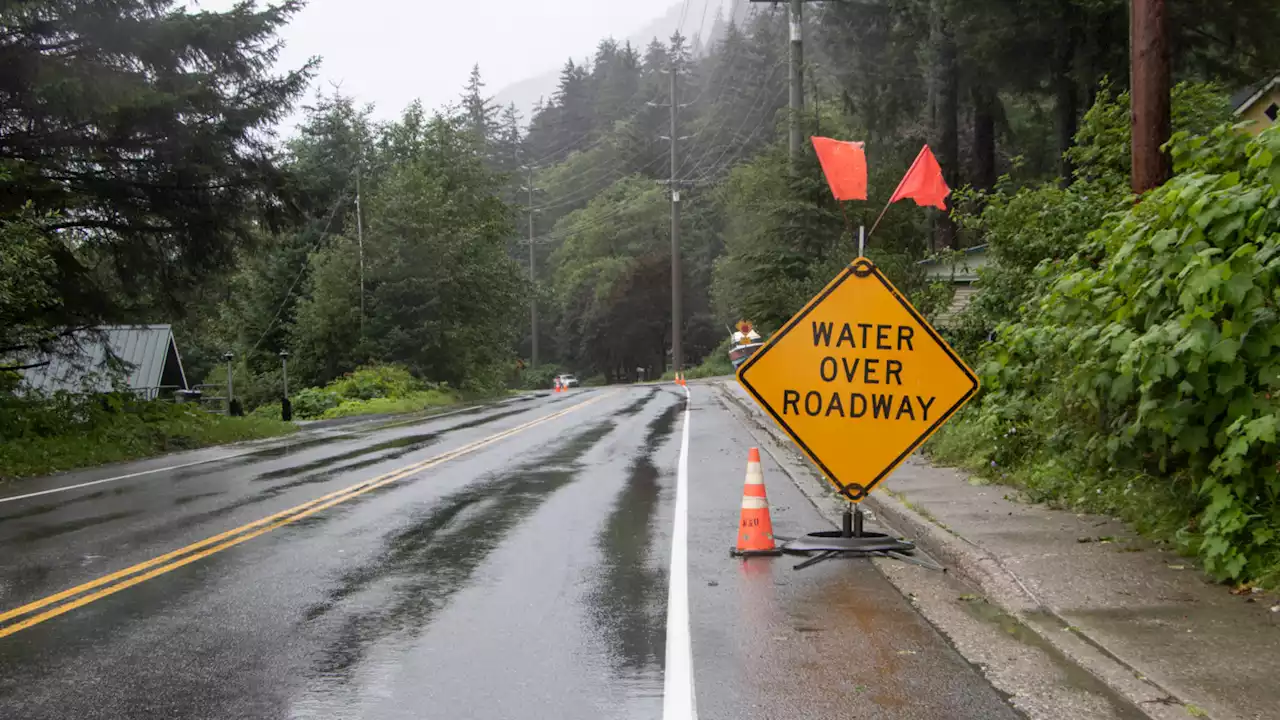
0, 385, 1019, 719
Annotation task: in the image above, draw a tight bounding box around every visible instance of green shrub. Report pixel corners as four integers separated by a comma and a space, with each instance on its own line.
203, 362, 286, 413
327, 363, 424, 401
319, 389, 460, 419
0, 394, 294, 481
955, 123, 1280, 584
947, 180, 1117, 359
457, 361, 507, 397
291, 387, 340, 419
519, 364, 561, 390
685, 338, 736, 379
250, 401, 284, 420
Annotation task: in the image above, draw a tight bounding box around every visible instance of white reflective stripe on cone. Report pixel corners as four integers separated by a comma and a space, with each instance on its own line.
744, 466, 765, 485
741, 496, 769, 510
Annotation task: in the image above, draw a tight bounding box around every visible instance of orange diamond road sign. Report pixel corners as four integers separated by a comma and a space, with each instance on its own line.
737, 257, 979, 501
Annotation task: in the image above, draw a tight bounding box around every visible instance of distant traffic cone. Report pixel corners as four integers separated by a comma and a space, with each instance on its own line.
732, 448, 782, 557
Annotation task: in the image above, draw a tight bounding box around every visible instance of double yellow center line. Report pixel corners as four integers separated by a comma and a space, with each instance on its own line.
0, 394, 606, 639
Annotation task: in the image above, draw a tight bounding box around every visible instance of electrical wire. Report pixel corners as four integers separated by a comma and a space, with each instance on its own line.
249, 179, 353, 354
683, 57, 789, 182
522, 1, 784, 238
528, 1, 755, 213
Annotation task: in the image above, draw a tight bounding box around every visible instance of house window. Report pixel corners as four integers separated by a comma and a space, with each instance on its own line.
1266, 102, 1280, 122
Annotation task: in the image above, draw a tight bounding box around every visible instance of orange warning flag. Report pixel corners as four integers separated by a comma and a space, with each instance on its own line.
889, 144, 950, 210
811, 136, 868, 201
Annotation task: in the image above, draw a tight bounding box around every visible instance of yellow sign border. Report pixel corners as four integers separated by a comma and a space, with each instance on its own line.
736, 257, 979, 501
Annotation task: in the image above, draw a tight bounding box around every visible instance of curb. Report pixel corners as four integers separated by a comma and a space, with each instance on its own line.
712, 380, 1200, 720
863, 486, 1045, 614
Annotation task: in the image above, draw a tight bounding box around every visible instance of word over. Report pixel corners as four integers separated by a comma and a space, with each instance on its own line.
780, 321, 936, 421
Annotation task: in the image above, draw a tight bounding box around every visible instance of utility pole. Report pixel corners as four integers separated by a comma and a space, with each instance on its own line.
526, 164, 539, 367
356, 164, 365, 336
751, 0, 820, 161
669, 66, 684, 377
788, 0, 804, 160
1130, 0, 1170, 194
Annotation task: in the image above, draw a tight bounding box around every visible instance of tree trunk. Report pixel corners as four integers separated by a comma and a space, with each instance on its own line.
1055, 0, 1080, 183
971, 84, 997, 192
930, 0, 958, 249
1130, 0, 1171, 194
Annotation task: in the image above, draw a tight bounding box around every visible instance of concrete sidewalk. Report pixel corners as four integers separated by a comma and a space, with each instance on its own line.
714, 379, 1280, 720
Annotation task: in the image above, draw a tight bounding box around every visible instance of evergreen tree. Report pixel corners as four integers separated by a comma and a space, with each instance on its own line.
493, 103, 525, 178
0, 0, 311, 360
553, 59, 594, 157
460, 64, 499, 144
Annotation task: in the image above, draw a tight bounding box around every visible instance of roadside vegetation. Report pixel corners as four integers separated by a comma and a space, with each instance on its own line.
0, 374, 295, 483
662, 339, 736, 382
249, 363, 465, 421
930, 85, 1280, 587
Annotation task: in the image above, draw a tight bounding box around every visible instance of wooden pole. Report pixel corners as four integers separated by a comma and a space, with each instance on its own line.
1130, 0, 1171, 194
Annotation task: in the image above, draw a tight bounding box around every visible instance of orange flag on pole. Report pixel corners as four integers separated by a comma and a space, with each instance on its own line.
811, 137, 868, 201
889, 145, 950, 210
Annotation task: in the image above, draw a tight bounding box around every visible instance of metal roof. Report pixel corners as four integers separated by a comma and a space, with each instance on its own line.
918, 245, 989, 283
17, 325, 188, 397
1233, 76, 1280, 115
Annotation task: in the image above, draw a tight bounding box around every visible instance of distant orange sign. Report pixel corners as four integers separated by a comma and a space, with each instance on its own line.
736, 257, 978, 500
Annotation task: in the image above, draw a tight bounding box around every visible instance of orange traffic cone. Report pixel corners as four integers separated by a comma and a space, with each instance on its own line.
732, 448, 782, 557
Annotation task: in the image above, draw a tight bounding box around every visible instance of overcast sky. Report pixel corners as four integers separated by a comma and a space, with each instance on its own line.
197, 0, 683, 121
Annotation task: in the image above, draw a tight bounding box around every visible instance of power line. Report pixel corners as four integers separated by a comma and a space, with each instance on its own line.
521, 3, 785, 246
517, 3, 743, 219
520, 4, 720, 209
679, 57, 787, 178
531, 151, 669, 214
683, 57, 790, 181
532, 11, 759, 213
675, 4, 788, 178
521, 84, 665, 168
249, 180, 354, 355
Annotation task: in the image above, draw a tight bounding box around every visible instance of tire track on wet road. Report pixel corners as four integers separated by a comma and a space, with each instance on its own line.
0, 394, 608, 639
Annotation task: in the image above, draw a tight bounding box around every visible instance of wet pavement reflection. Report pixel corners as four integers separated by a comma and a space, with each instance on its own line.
295, 422, 617, 700
585, 402, 680, 684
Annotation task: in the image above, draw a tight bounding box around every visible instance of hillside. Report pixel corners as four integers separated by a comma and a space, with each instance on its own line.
493, 0, 748, 121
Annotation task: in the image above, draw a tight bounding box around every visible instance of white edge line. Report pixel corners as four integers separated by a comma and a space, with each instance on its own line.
0, 453, 258, 505
663, 384, 698, 720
